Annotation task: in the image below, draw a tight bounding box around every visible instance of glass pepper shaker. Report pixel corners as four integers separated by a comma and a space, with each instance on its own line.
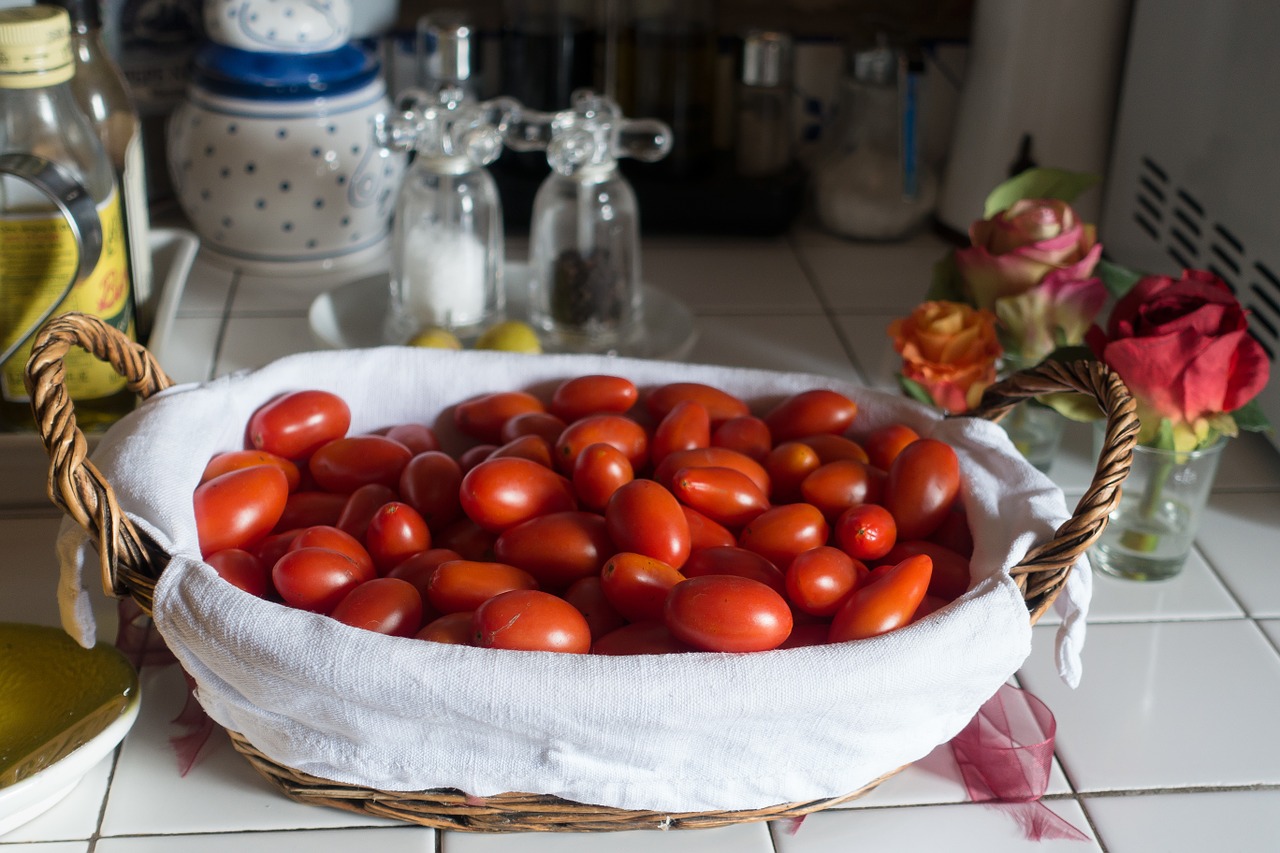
379, 18, 517, 343
513, 90, 670, 353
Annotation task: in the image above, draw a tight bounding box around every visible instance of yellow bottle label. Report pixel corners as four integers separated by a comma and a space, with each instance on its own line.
0, 190, 133, 404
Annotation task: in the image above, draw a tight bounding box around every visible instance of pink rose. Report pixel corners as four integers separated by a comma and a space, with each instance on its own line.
955, 199, 1102, 310
994, 271, 1109, 361
1086, 269, 1270, 427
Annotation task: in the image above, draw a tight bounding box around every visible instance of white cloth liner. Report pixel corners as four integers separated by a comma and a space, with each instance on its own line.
55, 347, 1090, 813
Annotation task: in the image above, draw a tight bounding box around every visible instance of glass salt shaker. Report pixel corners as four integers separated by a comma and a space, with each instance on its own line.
514, 90, 670, 353
380, 18, 516, 343
811, 34, 936, 240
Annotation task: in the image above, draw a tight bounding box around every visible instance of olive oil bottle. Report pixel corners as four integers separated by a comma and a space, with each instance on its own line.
0, 5, 136, 433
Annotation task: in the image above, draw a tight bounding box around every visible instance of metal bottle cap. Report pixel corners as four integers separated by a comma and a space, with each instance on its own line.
418, 11, 474, 85
741, 29, 792, 88
0, 6, 74, 85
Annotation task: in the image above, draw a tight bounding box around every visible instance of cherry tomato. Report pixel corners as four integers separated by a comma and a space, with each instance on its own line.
828, 553, 932, 642
592, 621, 693, 655
571, 442, 634, 512
458, 444, 499, 473
737, 503, 829, 570
778, 621, 833, 649
499, 411, 567, 446
399, 451, 463, 528
764, 441, 822, 504
653, 446, 771, 497
426, 559, 538, 613
382, 423, 439, 455
861, 422, 920, 471
272, 546, 374, 613
365, 501, 431, 572
562, 576, 627, 640
290, 524, 375, 577
453, 391, 545, 444
274, 490, 348, 532
488, 433, 555, 468
784, 546, 861, 617
645, 382, 750, 425
680, 545, 786, 594
878, 540, 971, 601
764, 389, 859, 442
605, 479, 691, 569
386, 547, 461, 605
796, 433, 870, 465
493, 510, 615, 590
473, 589, 592, 653
650, 400, 711, 465
927, 504, 974, 558
309, 435, 413, 494
330, 577, 424, 637
554, 414, 648, 473
459, 456, 577, 532
251, 529, 301, 572
681, 505, 737, 552
205, 548, 271, 598
548, 374, 639, 422
248, 389, 351, 460
799, 459, 881, 520
833, 503, 897, 562
599, 552, 686, 623
193, 466, 290, 557
414, 611, 474, 645
883, 438, 961, 541
670, 466, 770, 529
201, 449, 301, 491
710, 416, 772, 461
433, 518, 498, 561
335, 483, 398, 541
664, 575, 793, 653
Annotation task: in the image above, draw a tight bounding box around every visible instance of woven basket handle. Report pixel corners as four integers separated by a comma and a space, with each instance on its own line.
965, 358, 1138, 622
25, 312, 173, 600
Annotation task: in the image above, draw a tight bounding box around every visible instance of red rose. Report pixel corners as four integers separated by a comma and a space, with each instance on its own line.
1086, 269, 1270, 428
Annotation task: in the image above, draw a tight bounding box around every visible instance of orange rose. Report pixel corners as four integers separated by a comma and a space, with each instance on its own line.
889, 301, 1002, 414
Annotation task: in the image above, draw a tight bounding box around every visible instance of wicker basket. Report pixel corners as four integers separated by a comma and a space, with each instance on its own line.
24, 312, 1138, 832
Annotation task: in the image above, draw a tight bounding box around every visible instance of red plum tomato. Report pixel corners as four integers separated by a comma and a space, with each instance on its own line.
571, 442, 634, 512
883, 439, 961, 541
645, 382, 750, 425
330, 577, 424, 637
193, 465, 289, 557
426, 559, 538, 613
493, 510, 614, 590
365, 501, 431, 572
453, 391, 545, 444
599, 551, 686, 623
201, 449, 300, 491
828, 553, 932, 642
764, 389, 858, 442
248, 389, 351, 460
548, 374, 638, 421
205, 548, 271, 598
605, 479, 691, 569
784, 546, 861, 617
272, 546, 375, 613
459, 457, 577, 532
664, 575, 793, 653
737, 503, 829, 569
473, 589, 592, 653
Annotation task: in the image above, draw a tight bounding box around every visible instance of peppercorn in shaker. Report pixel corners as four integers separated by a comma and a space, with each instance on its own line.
514, 90, 670, 354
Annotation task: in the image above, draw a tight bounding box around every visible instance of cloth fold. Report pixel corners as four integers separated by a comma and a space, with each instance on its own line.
54, 347, 1090, 813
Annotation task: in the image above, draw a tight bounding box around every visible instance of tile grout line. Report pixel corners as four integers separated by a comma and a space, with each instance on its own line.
785, 231, 872, 383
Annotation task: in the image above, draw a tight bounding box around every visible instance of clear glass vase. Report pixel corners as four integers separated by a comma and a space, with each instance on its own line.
1090, 426, 1226, 581
996, 355, 1065, 474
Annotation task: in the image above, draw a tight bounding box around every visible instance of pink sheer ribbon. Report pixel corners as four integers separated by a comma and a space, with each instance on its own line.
950, 683, 1089, 841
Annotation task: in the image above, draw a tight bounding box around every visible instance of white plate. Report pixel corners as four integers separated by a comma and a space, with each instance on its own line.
0, 654, 140, 836
308, 263, 698, 361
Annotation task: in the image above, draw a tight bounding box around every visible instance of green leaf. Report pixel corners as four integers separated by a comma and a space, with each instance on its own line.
982, 168, 1102, 219
926, 253, 967, 303
1041, 391, 1103, 423
897, 375, 937, 408
1232, 399, 1274, 434
1096, 257, 1144, 299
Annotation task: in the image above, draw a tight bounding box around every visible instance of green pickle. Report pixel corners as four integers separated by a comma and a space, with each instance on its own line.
0, 622, 138, 787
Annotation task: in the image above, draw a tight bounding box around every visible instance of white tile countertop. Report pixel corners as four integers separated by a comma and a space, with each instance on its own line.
4, 224, 1280, 851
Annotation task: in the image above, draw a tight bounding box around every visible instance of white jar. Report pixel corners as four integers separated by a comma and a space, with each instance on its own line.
166, 44, 406, 272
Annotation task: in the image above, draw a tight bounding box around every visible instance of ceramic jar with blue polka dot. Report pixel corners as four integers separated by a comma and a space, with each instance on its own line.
166, 43, 407, 271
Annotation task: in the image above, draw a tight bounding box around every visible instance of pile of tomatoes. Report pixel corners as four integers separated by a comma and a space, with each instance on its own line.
192, 375, 975, 655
